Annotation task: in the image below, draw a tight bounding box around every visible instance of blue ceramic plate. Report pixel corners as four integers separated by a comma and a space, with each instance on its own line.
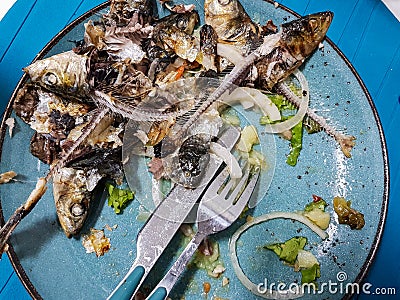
0, 1, 388, 299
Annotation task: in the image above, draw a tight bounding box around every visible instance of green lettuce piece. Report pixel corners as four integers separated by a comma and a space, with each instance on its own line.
106, 183, 134, 214
300, 263, 321, 284
265, 92, 304, 167
265, 236, 322, 287
304, 196, 328, 212
286, 120, 303, 166
264, 236, 307, 265
268, 93, 296, 111
192, 240, 224, 277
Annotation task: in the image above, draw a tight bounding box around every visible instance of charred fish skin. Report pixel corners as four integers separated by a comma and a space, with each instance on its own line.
256, 11, 333, 90
104, 0, 158, 27
199, 24, 219, 72
152, 11, 200, 62
204, 0, 261, 55
281, 11, 333, 60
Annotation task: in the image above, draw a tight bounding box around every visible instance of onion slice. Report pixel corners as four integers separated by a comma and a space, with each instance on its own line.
210, 142, 242, 178
222, 87, 281, 122
216, 42, 309, 134
228, 211, 328, 299
264, 70, 309, 133
217, 43, 244, 65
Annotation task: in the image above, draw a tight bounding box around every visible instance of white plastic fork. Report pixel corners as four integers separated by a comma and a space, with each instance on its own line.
145, 164, 260, 300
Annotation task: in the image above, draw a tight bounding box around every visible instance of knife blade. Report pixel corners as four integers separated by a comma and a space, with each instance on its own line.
107, 125, 240, 300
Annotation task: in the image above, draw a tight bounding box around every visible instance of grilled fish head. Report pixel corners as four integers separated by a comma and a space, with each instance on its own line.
23, 51, 89, 98
204, 0, 245, 20
204, 0, 260, 54
152, 11, 200, 61
154, 11, 200, 35
281, 11, 333, 59
53, 167, 93, 238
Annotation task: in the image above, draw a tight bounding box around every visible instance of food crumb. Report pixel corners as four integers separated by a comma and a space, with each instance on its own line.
222, 276, 229, 287
319, 42, 325, 49
5, 117, 15, 138
246, 215, 254, 223
0, 171, 17, 184
82, 228, 110, 257
274, 2, 279, 8
211, 264, 226, 277
203, 282, 211, 294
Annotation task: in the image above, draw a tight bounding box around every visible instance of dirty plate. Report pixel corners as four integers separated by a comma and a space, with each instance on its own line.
0, 1, 388, 299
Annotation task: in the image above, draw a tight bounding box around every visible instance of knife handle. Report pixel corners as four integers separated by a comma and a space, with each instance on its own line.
107, 265, 145, 300
147, 287, 167, 300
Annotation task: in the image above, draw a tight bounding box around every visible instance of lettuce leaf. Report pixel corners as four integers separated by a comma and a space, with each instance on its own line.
301, 263, 320, 284
264, 236, 307, 265
106, 183, 134, 214
286, 120, 303, 166
265, 237, 321, 286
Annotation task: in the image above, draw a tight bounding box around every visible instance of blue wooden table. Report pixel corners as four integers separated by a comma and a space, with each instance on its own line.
1, 0, 399, 299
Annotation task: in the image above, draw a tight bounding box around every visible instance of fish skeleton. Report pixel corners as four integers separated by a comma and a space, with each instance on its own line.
0, 0, 346, 252
177, 10, 333, 138
203, 0, 354, 157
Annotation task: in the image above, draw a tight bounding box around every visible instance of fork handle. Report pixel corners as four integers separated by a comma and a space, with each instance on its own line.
146, 232, 206, 300
107, 265, 145, 300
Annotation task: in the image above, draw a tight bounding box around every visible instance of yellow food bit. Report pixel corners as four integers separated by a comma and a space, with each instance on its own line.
333, 196, 365, 230
0, 171, 17, 184
203, 282, 211, 294
82, 228, 111, 257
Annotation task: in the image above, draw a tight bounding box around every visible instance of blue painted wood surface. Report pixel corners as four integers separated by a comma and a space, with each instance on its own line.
1, 0, 399, 299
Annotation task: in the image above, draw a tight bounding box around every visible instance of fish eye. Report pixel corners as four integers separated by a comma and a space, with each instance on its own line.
43, 72, 59, 86
309, 19, 319, 32
71, 203, 85, 217
177, 18, 187, 30
218, 0, 231, 5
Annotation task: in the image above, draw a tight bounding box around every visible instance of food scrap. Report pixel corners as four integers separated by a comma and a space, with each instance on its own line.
193, 239, 225, 278
221, 276, 229, 287
5, 117, 15, 138
264, 236, 320, 285
82, 228, 110, 257
261, 91, 308, 167
104, 223, 118, 232
302, 194, 330, 230
333, 196, 365, 229
166, 3, 196, 13
0, 171, 17, 184
106, 183, 134, 214
203, 281, 211, 295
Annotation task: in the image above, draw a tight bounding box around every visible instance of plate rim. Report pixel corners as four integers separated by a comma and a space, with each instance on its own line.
0, 1, 390, 299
